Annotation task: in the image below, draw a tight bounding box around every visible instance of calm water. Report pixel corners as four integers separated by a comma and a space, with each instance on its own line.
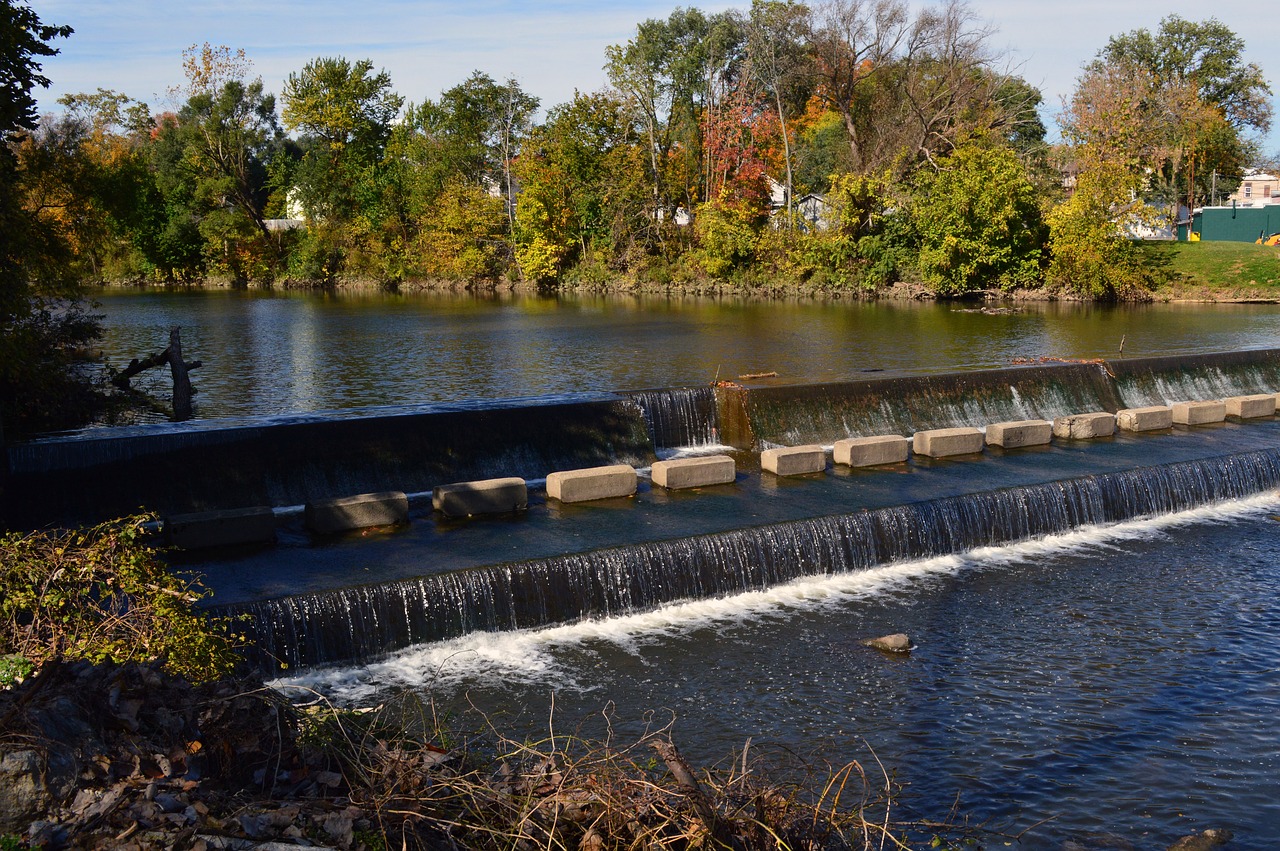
95, 289, 1280, 844
93, 289, 1280, 418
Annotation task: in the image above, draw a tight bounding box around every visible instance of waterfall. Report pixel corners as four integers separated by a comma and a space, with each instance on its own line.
225, 448, 1280, 671
1110, 349, 1280, 408
731, 363, 1120, 448
4, 394, 655, 526
625, 387, 721, 450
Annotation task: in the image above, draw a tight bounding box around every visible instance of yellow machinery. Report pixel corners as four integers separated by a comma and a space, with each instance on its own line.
1257, 232, 1280, 246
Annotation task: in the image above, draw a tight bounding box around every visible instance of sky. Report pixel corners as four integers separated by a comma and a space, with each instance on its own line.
30, 0, 1280, 155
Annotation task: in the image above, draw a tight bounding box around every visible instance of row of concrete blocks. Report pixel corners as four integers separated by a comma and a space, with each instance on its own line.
165, 393, 1278, 549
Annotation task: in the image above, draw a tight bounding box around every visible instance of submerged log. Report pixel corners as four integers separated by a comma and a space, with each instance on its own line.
112, 326, 202, 422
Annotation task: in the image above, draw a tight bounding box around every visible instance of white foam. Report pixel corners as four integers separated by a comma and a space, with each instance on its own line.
273, 490, 1280, 703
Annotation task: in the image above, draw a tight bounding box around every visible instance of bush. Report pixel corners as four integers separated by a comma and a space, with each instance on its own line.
0, 516, 241, 684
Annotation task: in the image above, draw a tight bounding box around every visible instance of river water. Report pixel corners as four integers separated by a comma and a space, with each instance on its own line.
94, 289, 1280, 846
92, 289, 1280, 418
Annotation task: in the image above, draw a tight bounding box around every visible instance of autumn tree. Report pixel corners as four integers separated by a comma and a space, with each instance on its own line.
1074, 16, 1273, 211
514, 91, 646, 283
0, 1, 106, 437
745, 0, 810, 226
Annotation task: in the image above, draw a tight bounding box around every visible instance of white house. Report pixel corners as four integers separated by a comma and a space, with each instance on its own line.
1227, 169, 1280, 206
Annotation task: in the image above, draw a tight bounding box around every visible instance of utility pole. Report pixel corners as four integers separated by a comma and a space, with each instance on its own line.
1211, 170, 1218, 206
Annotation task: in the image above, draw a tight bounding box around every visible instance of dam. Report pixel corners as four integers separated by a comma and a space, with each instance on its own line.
7, 345, 1280, 845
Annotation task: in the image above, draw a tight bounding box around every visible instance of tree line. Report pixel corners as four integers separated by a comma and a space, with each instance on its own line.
0, 0, 1274, 434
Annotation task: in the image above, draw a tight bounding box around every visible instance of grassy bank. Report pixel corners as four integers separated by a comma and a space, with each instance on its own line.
1150, 240, 1280, 301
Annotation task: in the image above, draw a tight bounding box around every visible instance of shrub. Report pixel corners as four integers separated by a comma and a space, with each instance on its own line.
0, 516, 241, 684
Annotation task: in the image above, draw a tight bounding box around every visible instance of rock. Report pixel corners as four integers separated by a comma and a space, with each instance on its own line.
1167, 828, 1233, 851
861, 633, 912, 653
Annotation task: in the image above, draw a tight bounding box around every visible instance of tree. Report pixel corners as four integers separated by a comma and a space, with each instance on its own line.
282, 56, 402, 222
0, 2, 106, 439
151, 50, 283, 284
745, 0, 810, 227
911, 142, 1044, 295
1074, 16, 1272, 213
514, 92, 645, 283
810, 0, 1020, 178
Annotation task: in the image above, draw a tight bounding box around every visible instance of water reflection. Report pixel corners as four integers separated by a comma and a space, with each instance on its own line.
93, 289, 1280, 419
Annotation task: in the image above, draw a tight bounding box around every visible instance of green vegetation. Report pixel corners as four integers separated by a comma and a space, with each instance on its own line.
1153, 240, 1280, 297
1, 0, 1276, 436
0, 515, 241, 684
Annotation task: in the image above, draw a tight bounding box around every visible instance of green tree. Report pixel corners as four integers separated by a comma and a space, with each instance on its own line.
0, 1, 106, 438
912, 142, 1045, 295
280, 57, 402, 280
1074, 16, 1272, 213
514, 92, 645, 284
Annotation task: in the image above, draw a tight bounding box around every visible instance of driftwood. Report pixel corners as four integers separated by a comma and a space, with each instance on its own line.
112, 326, 202, 421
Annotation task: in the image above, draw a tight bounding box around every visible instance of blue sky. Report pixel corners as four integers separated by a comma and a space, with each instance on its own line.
31, 0, 1280, 155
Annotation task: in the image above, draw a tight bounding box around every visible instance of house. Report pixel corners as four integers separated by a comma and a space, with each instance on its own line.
1226, 169, 1280, 207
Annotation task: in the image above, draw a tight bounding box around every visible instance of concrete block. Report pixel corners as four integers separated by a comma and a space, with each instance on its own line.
432, 478, 527, 518
307, 491, 410, 534
546, 464, 637, 503
1224, 394, 1276, 419
1172, 400, 1226, 425
1052, 412, 1116, 439
761, 445, 826, 476
985, 419, 1052, 448
912, 427, 985, 458
165, 506, 276, 550
1116, 406, 1173, 432
651, 455, 736, 489
833, 435, 910, 467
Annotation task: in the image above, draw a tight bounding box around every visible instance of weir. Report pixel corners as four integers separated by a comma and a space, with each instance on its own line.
4, 348, 1280, 528
224, 447, 1280, 670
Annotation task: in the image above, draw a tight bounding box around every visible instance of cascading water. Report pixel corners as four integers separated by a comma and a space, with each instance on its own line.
624, 386, 720, 450
1110, 349, 1280, 408
226, 448, 1280, 672
724, 362, 1122, 448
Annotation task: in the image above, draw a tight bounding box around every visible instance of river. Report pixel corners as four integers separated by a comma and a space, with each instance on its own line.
91, 288, 1280, 846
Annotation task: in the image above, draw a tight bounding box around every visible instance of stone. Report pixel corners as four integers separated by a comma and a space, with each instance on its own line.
1053, 412, 1116, 439
432, 478, 527, 518
833, 435, 910, 467
546, 465, 637, 503
985, 419, 1052, 448
860, 633, 912, 653
1116, 406, 1173, 432
305, 491, 409, 534
1224, 393, 1276, 419
651, 455, 736, 490
760, 445, 826, 476
1171, 400, 1226, 425
1167, 828, 1233, 851
165, 506, 277, 550
912, 427, 984, 458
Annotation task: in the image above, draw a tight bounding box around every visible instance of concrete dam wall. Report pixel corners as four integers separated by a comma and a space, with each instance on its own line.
6, 348, 1280, 527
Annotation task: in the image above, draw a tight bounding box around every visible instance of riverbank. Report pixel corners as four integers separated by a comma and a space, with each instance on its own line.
93, 239, 1280, 304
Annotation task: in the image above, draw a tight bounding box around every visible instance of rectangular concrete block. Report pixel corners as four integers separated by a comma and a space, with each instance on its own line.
1172, 400, 1226, 425
165, 506, 276, 550
546, 464, 637, 503
1116, 406, 1173, 432
306, 491, 409, 534
761, 445, 826, 476
1224, 394, 1277, 419
912, 427, 985, 458
1052, 412, 1115, 439
651, 455, 736, 490
432, 477, 527, 518
833, 435, 910, 467
985, 420, 1052, 448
